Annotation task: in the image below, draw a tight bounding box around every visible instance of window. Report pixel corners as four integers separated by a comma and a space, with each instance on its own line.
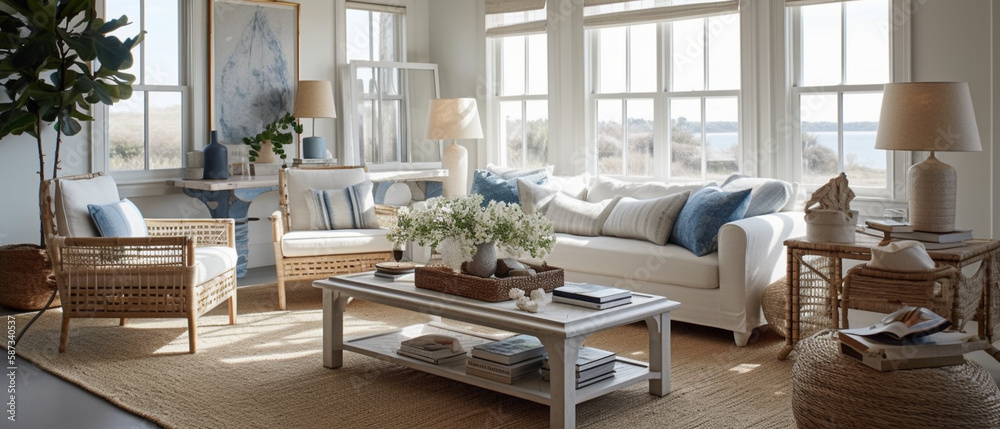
586, 0, 741, 180
104, 0, 186, 172
788, 0, 892, 193
346, 2, 406, 165
487, 1, 548, 169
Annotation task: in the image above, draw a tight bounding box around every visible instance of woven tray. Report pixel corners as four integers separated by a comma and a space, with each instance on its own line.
414, 263, 564, 302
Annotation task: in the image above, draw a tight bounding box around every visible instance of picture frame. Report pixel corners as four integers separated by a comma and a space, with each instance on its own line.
209, 0, 300, 145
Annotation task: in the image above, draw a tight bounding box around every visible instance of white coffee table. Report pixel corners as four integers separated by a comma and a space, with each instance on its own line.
314, 273, 680, 429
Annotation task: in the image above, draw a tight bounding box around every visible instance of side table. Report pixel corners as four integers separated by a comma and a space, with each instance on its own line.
167, 175, 278, 277
778, 232, 1000, 360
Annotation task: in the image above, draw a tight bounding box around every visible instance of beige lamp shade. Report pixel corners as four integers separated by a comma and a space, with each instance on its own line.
874, 82, 981, 152
294, 80, 337, 119
426, 98, 484, 140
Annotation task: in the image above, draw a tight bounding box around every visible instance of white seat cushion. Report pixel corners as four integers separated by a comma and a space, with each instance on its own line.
543, 234, 720, 290
280, 229, 393, 257
194, 246, 238, 284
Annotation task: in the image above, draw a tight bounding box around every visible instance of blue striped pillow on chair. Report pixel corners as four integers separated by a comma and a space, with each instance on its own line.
304, 181, 379, 230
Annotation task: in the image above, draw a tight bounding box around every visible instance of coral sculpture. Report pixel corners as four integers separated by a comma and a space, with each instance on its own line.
803, 172, 858, 243
804, 172, 856, 220
509, 288, 551, 313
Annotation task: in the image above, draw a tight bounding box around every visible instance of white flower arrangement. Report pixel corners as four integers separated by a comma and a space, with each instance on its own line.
387, 194, 556, 272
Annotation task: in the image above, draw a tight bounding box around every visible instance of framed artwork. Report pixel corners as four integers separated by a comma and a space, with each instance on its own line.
209, 0, 300, 145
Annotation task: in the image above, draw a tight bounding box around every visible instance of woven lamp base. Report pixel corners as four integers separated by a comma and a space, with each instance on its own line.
0, 244, 60, 311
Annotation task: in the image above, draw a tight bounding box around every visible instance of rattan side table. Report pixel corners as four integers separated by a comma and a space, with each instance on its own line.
777, 233, 1000, 360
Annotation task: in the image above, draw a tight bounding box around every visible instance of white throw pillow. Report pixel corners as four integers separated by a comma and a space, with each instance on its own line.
602, 191, 690, 245
55, 175, 121, 237
303, 181, 379, 230
545, 193, 620, 236
720, 174, 793, 218
586, 175, 709, 202
486, 163, 554, 178
286, 168, 368, 231
517, 176, 589, 216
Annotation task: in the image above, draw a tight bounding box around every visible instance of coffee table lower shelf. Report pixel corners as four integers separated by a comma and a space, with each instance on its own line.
345, 323, 655, 405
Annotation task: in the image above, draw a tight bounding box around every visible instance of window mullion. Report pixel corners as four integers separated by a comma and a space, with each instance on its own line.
621, 99, 628, 176
840, 3, 847, 85
700, 97, 707, 179
837, 92, 844, 171
521, 100, 528, 167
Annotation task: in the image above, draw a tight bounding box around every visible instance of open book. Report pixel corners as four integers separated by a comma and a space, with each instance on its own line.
840, 306, 951, 344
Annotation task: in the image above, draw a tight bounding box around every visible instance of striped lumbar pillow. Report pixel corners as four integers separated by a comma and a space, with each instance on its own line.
304, 181, 378, 230
88, 198, 148, 237
545, 193, 620, 236
602, 191, 691, 245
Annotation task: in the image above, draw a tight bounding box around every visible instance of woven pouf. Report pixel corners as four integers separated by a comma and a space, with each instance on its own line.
762, 277, 786, 338
792, 330, 1000, 428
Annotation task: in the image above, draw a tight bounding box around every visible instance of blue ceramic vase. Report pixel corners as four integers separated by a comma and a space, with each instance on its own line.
203, 130, 229, 179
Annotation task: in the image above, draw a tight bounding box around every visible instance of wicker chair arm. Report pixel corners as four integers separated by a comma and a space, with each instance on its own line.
51, 235, 197, 276
375, 204, 400, 229
145, 218, 235, 248
270, 210, 286, 242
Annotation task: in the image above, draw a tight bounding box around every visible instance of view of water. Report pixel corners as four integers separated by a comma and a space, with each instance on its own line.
703, 131, 886, 166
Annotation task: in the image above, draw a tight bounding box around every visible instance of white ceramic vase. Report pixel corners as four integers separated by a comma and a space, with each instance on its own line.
464, 242, 497, 278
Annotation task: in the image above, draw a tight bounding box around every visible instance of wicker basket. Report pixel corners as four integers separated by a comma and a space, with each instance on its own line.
842, 263, 962, 328
0, 244, 59, 311
414, 263, 564, 302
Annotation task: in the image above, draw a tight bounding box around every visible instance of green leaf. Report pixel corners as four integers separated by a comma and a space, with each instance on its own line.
59, 29, 96, 61
57, 114, 82, 136
0, 110, 37, 138
56, 0, 91, 23
77, 75, 111, 104
93, 35, 129, 71
95, 15, 129, 35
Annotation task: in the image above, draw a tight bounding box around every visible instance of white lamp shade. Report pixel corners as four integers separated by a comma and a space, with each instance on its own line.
426, 98, 484, 140
294, 80, 337, 119
874, 82, 981, 152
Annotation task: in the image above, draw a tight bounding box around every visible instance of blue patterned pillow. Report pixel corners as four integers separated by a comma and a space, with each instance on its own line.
470, 169, 547, 207
88, 199, 148, 237
304, 181, 378, 230
668, 187, 752, 256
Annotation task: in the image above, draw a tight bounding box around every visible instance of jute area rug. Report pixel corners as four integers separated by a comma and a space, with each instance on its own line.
12, 281, 795, 428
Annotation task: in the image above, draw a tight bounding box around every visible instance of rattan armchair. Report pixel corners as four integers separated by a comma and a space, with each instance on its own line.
270, 166, 394, 310
42, 172, 238, 353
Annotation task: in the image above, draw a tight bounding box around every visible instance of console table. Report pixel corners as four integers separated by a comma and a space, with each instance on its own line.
778, 233, 1000, 360
315, 273, 680, 429
167, 175, 278, 277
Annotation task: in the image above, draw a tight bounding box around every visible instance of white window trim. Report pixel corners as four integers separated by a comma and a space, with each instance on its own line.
92, 0, 194, 197
784, 0, 912, 208
491, 34, 550, 169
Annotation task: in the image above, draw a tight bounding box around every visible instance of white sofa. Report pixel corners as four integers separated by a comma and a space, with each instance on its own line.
506, 172, 807, 346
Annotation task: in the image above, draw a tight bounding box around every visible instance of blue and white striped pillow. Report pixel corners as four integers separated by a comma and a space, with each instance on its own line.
304, 181, 378, 230
87, 199, 148, 237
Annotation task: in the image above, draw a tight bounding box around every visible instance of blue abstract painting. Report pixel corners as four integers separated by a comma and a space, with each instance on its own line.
212, 0, 298, 145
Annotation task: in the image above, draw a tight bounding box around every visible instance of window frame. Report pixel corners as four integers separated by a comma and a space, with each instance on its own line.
93, 0, 190, 189
490, 32, 550, 169
586, 14, 742, 181
786, 0, 911, 201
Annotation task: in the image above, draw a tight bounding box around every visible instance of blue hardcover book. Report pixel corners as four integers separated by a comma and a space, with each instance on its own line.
553, 283, 631, 303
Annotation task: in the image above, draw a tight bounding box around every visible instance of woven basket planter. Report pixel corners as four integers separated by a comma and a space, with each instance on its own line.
0, 243, 59, 311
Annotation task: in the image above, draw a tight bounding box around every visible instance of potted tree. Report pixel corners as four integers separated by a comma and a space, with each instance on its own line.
242, 111, 302, 170
0, 0, 142, 310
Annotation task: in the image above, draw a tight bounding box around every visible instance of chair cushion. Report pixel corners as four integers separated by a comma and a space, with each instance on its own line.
285, 168, 368, 231
545, 193, 619, 236
668, 187, 752, 256
55, 175, 121, 237
602, 191, 690, 245
303, 181, 379, 230
88, 199, 148, 237
195, 246, 238, 284
280, 229, 393, 257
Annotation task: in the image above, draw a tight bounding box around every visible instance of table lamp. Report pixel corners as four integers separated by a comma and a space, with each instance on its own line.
294, 80, 337, 159
426, 98, 484, 197
874, 82, 982, 233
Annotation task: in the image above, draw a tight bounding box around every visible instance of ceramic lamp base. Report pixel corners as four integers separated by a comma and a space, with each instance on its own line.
908, 153, 956, 233
302, 136, 326, 159
442, 142, 468, 197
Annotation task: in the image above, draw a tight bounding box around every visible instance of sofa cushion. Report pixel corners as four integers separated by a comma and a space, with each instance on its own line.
280, 229, 393, 257
487, 164, 554, 178
669, 187, 752, 256
471, 169, 547, 206
586, 175, 709, 202
194, 246, 238, 284
544, 234, 720, 290
55, 175, 121, 237
545, 193, 619, 236
304, 181, 379, 230
602, 191, 690, 245
720, 174, 793, 218
286, 168, 369, 231
88, 199, 148, 237
517, 177, 588, 216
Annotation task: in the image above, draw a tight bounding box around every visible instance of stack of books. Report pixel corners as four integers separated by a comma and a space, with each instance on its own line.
552, 283, 632, 310
539, 347, 617, 389
862, 219, 972, 250
396, 334, 467, 365
838, 306, 988, 371
465, 334, 546, 384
